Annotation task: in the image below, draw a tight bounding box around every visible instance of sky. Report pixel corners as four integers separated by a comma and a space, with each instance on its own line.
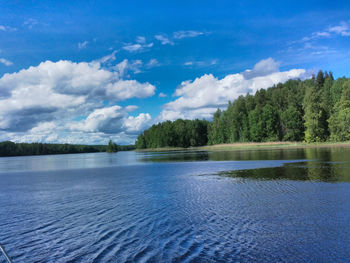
1, 0, 350, 145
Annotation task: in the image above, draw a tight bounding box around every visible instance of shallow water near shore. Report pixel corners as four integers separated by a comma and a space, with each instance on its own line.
0, 147, 349, 262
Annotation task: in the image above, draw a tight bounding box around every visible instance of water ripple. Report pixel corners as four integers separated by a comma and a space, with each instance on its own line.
0, 151, 349, 262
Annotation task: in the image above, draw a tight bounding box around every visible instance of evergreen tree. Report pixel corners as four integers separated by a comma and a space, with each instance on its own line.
107, 139, 118, 152
248, 108, 264, 142
303, 84, 328, 142
281, 106, 304, 141
261, 104, 280, 141
316, 70, 325, 88
329, 80, 350, 141
136, 72, 350, 148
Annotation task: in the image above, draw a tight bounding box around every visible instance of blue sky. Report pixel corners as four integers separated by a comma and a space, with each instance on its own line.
1, 0, 350, 144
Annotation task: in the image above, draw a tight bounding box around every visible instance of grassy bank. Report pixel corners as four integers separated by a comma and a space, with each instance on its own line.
136, 141, 350, 152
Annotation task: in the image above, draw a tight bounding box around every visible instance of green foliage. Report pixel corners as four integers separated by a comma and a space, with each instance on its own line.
107, 139, 118, 153
135, 70, 350, 148
329, 80, 350, 141
303, 81, 329, 142
261, 104, 280, 141
136, 119, 209, 149
281, 106, 304, 141
0, 141, 106, 157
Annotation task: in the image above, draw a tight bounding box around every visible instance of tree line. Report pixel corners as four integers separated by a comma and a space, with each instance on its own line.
0, 141, 135, 157
136, 71, 350, 149
136, 119, 209, 148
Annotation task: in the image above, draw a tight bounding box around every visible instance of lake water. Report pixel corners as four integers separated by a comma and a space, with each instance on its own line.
0, 147, 349, 262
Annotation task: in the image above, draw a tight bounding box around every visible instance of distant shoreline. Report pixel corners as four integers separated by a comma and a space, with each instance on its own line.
136, 141, 350, 152
0, 141, 135, 157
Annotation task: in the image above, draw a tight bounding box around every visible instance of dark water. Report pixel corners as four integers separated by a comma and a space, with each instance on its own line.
0, 147, 349, 262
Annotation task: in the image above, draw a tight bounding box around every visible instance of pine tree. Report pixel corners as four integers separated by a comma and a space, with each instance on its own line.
316, 70, 325, 88
303, 84, 328, 142
329, 80, 350, 141
107, 139, 118, 152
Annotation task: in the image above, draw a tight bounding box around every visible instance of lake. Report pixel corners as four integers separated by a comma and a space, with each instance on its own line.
0, 147, 349, 262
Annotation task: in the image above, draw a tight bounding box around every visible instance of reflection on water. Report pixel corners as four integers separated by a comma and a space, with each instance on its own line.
144, 147, 350, 182
218, 161, 350, 182
0, 147, 349, 262
141, 146, 350, 162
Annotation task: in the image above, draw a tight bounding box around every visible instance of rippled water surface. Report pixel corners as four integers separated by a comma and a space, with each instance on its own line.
0, 147, 350, 262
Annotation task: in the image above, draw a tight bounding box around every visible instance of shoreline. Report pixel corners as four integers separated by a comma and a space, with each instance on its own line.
136, 141, 350, 152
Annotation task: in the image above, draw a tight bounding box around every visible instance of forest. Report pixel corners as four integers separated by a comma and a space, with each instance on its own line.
136, 71, 350, 149
136, 119, 209, 149
0, 141, 135, 157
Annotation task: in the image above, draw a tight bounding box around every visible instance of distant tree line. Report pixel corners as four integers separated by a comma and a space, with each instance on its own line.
136, 119, 209, 148
0, 141, 136, 157
136, 71, 350, 149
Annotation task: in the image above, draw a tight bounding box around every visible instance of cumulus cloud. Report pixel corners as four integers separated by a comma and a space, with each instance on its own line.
0, 59, 155, 142
242, 57, 280, 79
105, 79, 155, 100
123, 113, 152, 134
158, 92, 167, 98
69, 105, 124, 133
159, 58, 306, 121
0, 58, 13, 66
69, 105, 151, 135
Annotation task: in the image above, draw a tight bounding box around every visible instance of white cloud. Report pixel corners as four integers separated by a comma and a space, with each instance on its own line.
113, 59, 144, 76
69, 105, 151, 135
94, 50, 118, 64
69, 105, 124, 133
184, 60, 217, 67
242, 57, 280, 79
328, 23, 350, 36
113, 59, 158, 75
78, 41, 89, 49
301, 22, 350, 42
123, 43, 142, 52
159, 58, 306, 121
123, 113, 151, 134
0, 60, 155, 138
155, 35, 174, 45
173, 30, 204, 39
158, 92, 167, 98
105, 79, 155, 100
0, 25, 17, 32
122, 42, 153, 52
23, 18, 38, 29
155, 30, 205, 46
136, 36, 146, 43
147, 59, 159, 67
125, 105, 138, 112
0, 58, 13, 66
113, 59, 128, 77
